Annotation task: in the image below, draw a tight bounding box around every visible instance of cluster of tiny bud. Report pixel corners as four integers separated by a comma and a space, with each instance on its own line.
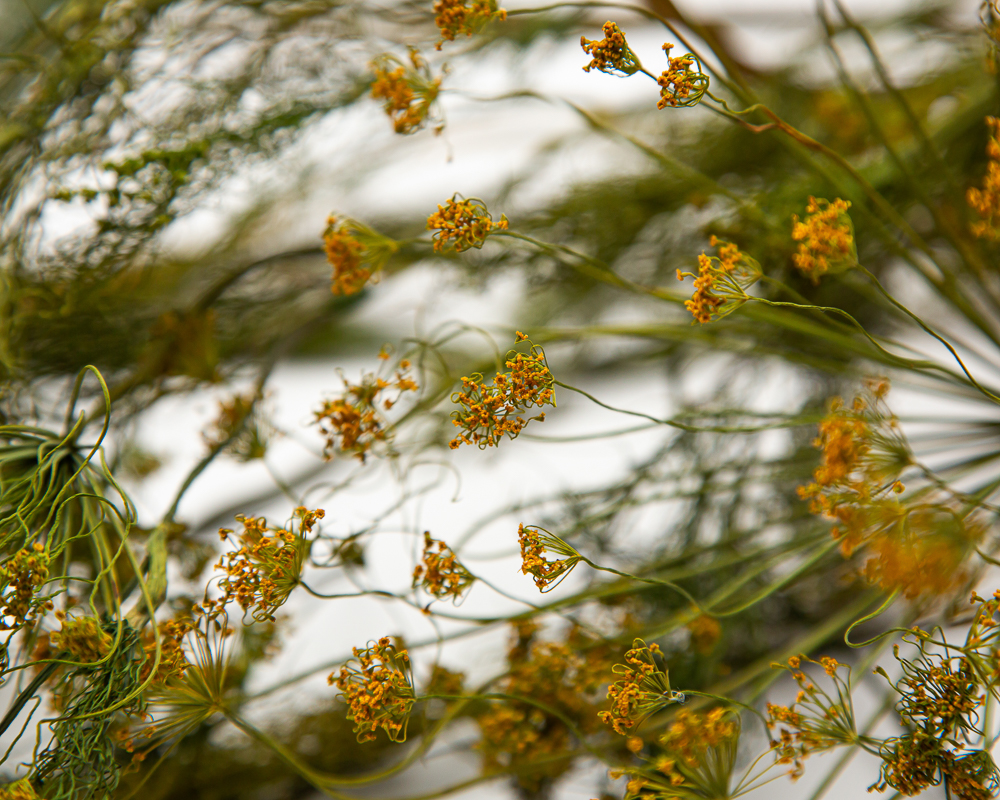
434, 0, 506, 49
450, 334, 554, 449
315, 358, 417, 461
331, 636, 415, 742
677, 236, 761, 323
790, 197, 855, 281
427, 195, 508, 253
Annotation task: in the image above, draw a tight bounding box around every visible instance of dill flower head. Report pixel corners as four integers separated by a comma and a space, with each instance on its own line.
517, 524, 581, 592
412, 532, 475, 603
50, 614, 113, 663
791, 197, 855, 282
214, 507, 323, 622
657, 44, 709, 109
0, 542, 51, 631
652, 707, 740, 793
599, 638, 684, 736
580, 22, 641, 76
797, 383, 909, 550
798, 382, 977, 600
427, 195, 508, 253
862, 510, 974, 600
476, 626, 609, 792
140, 618, 192, 685
767, 654, 858, 777
677, 236, 760, 323
871, 730, 942, 796
203, 392, 273, 461
331, 636, 415, 743
967, 116, 1000, 240
434, 0, 506, 50
370, 50, 442, 134
449, 334, 554, 449
881, 634, 983, 740
314, 360, 417, 460
322, 215, 400, 296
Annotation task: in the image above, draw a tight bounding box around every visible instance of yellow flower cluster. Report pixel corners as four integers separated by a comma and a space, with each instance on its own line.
967, 116, 1000, 240
50, 614, 113, 663
0, 542, 51, 630
331, 636, 415, 743
599, 639, 684, 736
427, 195, 508, 253
450, 334, 554, 449
798, 383, 976, 599
476, 624, 608, 793
215, 508, 323, 622
139, 618, 193, 685
863, 521, 970, 601
871, 624, 995, 798
766, 654, 858, 779
654, 707, 739, 788
797, 386, 898, 554
791, 197, 855, 281
322, 216, 399, 297
323, 215, 367, 295
434, 0, 506, 50
412, 532, 475, 602
370, 51, 441, 134
315, 360, 417, 460
580, 22, 641, 76
517, 524, 581, 592
657, 44, 709, 109
677, 236, 760, 323
203, 392, 272, 461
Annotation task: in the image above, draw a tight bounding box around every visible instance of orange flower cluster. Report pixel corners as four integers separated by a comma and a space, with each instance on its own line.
767, 654, 858, 779
0, 543, 51, 630
599, 639, 684, 736
323, 215, 370, 295
203, 392, 272, 461
322, 215, 400, 296
140, 619, 192, 685
653, 707, 739, 789
657, 44, 709, 109
50, 614, 112, 663
331, 636, 415, 743
791, 197, 854, 281
677, 236, 760, 323
967, 117, 1000, 240
449, 335, 554, 449
315, 361, 417, 460
580, 22, 641, 76
863, 523, 969, 601
215, 508, 323, 622
476, 624, 608, 793
517, 524, 580, 592
798, 385, 901, 553
427, 195, 508, 253
871, 626, 993, 798
798, 383, 977, 599
412, 532, 475, 602
434, 0, 506, 49
370, 51, 441, 134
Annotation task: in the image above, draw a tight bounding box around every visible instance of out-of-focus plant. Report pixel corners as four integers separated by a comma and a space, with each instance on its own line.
3, 0, 1000, 799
